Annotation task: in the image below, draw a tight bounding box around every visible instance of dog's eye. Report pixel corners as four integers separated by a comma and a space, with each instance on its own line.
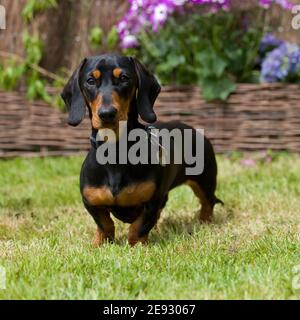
87, 78, 96, 86
120, 74, 129, 82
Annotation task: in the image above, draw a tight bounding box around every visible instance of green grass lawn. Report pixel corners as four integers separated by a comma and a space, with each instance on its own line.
0, 153, 299, 299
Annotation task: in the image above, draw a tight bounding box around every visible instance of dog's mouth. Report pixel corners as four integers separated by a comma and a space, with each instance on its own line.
99, 119, 118, 130
97, 121, 124, 143
97, 116, 128, 131
92, 114, 118, 131
96, 118, 129, 142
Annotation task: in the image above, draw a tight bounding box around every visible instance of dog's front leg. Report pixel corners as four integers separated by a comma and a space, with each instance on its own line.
128, 200, 163, 246
84, 204, 115, 246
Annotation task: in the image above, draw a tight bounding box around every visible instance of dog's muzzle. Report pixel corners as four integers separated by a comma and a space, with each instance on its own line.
98, 106, 117, 123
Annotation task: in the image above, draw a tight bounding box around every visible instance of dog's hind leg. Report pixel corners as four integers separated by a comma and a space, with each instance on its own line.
186, 180, 219, 223
84, 204, 115, 246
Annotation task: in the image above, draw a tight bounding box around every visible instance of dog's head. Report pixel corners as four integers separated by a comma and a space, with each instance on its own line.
61, 54, 161, 131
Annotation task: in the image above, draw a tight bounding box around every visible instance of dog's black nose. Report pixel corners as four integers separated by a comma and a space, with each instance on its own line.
98, 106, 117, 123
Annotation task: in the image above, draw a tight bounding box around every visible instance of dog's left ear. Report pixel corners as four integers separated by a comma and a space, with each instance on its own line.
61, 58, 87, 126
131, 57, 161, 123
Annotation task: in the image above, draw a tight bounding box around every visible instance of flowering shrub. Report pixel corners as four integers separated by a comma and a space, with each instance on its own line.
259, 33, 284, 56
261, 42, 300, 83
118, 0, 293, 49
116, 0, 294, 101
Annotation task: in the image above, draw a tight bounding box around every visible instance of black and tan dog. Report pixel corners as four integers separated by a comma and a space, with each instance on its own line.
61, 54, 222, 246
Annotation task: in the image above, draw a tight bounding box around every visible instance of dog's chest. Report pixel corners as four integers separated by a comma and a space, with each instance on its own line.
83, 180, 156, 207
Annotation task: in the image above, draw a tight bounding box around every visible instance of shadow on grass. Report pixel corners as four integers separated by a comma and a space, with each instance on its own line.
148, 204, 234, 244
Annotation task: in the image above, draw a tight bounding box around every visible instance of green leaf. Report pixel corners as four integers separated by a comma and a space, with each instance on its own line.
200, 76, 236, 101
196, 50, 227, 78
89, 27, 103, 48
107, 27, 118, 50
156, 54, 186, 74
22, 0, 57, 23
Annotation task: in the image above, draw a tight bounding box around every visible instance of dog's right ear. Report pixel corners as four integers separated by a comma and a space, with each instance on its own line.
61, 58, 87, 126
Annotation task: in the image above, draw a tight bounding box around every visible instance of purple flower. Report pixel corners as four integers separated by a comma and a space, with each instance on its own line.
261, 42, 300, 82
289, 48, 300, 75
259, 0, 293, 10
259, 33, 284, 54
121, 34, 139, 48
151, 3, 172, 32
117, 0, 294, 49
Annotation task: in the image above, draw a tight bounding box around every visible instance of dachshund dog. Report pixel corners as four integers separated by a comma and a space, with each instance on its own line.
61, 54, 222, 246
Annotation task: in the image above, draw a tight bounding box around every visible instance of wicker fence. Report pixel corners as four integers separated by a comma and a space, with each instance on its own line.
0, 83, 300, 158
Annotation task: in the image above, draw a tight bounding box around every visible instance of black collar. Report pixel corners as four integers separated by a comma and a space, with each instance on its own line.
89, 135, 99, 149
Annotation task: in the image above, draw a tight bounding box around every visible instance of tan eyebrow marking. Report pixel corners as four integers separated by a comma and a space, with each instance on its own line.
92, 70, 101, 79
113, 68, 122, 78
